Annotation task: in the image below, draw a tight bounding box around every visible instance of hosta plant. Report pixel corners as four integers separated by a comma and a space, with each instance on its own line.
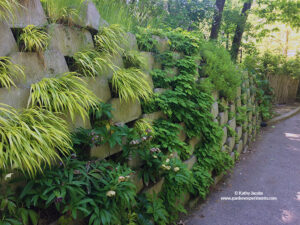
73, 49, 115, 77
0, 57, 25, 88
94, 24, 127, 55
28, 72, 99, 122
18, 25, 49, 52
0, 104, 72, 176
0, 0, 20, 22
112, 68, 153, 102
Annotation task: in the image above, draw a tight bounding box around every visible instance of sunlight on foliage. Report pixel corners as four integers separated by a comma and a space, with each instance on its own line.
0, 0, 20, 22
134, 118, 154, 136
0, 104, 72, 176
94, 24, 127, 55
73, 49, 116, 78
0, 56, 25, 88
19, 25, 49, 52
28, 72, 100, 122
112, 68, 153, 103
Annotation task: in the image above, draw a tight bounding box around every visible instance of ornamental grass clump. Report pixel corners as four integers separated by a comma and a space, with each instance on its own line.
28, 72, 100, 122
73, 49, 115, 77
0, 0, 20, 22
0, 104, 72, 176
94, 24, 127, 55
19, 25, 50, 52
123, 50, 147, 69
112, 68, 153, 103
0, 56, 25, 88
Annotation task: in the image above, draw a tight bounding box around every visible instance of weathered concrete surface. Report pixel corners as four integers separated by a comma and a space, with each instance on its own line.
186, 113, 300, 225
0, 22, 18, 56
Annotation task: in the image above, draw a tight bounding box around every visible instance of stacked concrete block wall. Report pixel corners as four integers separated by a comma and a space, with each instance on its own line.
0, 0, 262, 209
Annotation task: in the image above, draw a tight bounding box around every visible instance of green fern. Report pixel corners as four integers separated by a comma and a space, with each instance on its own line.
112, 68, 153, 102
19, 25, 49, 52
28, 72, 100, 122
0, 57, 25, 88
0, 104, 72, 176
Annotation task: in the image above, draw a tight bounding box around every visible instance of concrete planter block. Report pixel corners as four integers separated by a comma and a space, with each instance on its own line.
222, 127, 227, 145
228, 117, 236, 131
110, 98, 142, 123
101, 54, 124, 79
82, 77, 111, 102
140, 52, 154, 71
226, 137, 235, 152
154, 88, 168, 94
142, 111, 166, 123
173, 51, 184, 60
221, 145, 228, 152
152, 35, 169, 53
44, 49, 69, 75
248, 111, 253, 122
0, 87, 30, 109
213, 118, 219, 125
11, 52, 47, 87
211, 102, 219, 119
7, 0, 47, 28
229, 104, 236, 114
48, 24, 94, 56
144, 178, 165, 195
126, 32, 138, 51
236, 126, 242, 140
235, 140, 243, 154
214, 173, 224, 186
212, 91, 219, 101
145, 73, 154, 89
90, 143, 122, 159
178, 122, 186, 142
236, 87, 241, 98
0, 23, 18, 56
188, 137, 201, 154
64, 113, 91, 131
130, 173, 144, 193
218, 111, 228, 125
236, 97, 242, 107
184, 155, 197, 170
128, 153, 143, 169
76, 1, 101, 30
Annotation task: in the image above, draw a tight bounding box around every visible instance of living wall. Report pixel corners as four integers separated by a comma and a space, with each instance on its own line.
0, 1, 264, 225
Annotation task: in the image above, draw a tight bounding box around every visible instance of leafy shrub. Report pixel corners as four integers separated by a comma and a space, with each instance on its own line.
94, 24, 127, 55
0, 105, 72, 176
112, 68, 153, 103
28, 72, 99, 122
191, 165, 214, 199
0, 57, 25, 88
136, 28, 161, 52
73, 50, 115, 77
18, 25, 49, 52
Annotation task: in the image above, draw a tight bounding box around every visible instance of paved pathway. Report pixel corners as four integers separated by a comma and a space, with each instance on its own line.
185, 113, 300, 225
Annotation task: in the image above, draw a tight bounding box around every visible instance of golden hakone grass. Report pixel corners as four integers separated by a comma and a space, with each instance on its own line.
0, 104, 72, 177
0, 0, 20, 22
28, 72, 100, 122
0, 56, 25, 88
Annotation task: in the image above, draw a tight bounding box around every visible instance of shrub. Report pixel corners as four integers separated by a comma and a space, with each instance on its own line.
28, 72, 99, 122
0, 57, 25, 88
18, 25, 49, 52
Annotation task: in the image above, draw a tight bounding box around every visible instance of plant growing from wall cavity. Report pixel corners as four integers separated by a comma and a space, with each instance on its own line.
123, 50, 147, 69
0, 57, 25, 88
73, 49, 115, 77
112, 68, 153, 103
28, 72, 99, 122
94, 24, 127, 55
0, 104, 72, 176
18, 25, 49, 52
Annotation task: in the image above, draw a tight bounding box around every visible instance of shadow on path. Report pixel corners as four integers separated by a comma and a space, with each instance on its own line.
185, 113, 300, 225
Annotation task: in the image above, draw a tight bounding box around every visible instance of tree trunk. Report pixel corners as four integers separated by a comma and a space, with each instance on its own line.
210, 0, 226, 40
230, 0, 253, 62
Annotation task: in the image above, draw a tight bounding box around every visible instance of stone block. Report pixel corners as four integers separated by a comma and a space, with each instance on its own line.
184, 155, 197, 170
143, 111, 166, 123
128, 153, 143, 169
166, 67, 178, 78
236, 87, 241, 98
82, 77, 111, 102
178, 122, 186, 142
229, 104, 235, 114
226, 137, 235, 152
172, 51, 184, 60
140, 52, 154, 71
222, 127, 227, 145
0, 87, 30, 109
214, 173, 224, 186
236, 126, 242, 140
102, 54, 124, 79
44, 49, 69, 75
110, 98, 142, 123
211, 102, 219, 119
236, 97, 242, 107
219, 111, 228, 125
76, 1, 101, 30
126, 32, 138, 51
243, 145, 249, 154
144, 178, 165, 195
154, 88, 168, 94
11, 52, 47, 87
0, 22, 18, 56
47, 24, 94, 56
145, 73, 154, 89
248, 111, 253, 122
152, 35, 169, 53
90, 143, 122, 159
64, 113, 91, 130
242, 132, 248, 146
212, 91, 219, 101
7, 0, 47, 28
188, 137, 201, 154
228, 117, 236, 131
213, 118, 219, 125
130, 173, 144, 193
235, 140, 243, 154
